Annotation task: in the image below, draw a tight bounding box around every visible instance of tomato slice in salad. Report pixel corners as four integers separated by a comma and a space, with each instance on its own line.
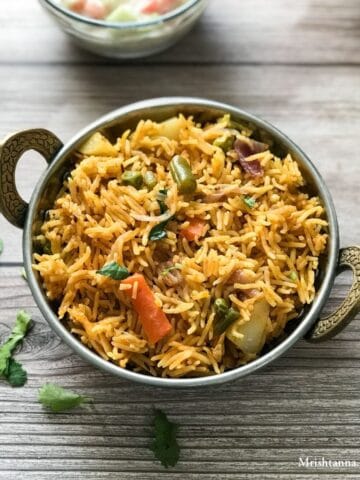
141, 0, 179, 15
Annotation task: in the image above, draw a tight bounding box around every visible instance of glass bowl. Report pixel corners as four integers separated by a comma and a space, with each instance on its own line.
39, 0, 208, 58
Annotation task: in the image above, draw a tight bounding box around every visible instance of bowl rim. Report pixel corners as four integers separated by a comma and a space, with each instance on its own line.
24, 97, 339, 388
40, 0, 204, 29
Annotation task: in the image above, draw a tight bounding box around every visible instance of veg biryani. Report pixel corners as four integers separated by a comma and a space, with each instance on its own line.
33, 114, 328, 377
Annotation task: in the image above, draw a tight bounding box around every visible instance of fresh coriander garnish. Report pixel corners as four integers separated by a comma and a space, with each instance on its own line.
96, 262, 130, 280
151, 409, 180, 468
149, 217, 173, 241
5, 359, 27, 387
0, 310, 32, 387
157, 188, 168, 214
243, 196, 256, 208
161, 264, 181, 276
149, 190, 174, 241
38, 383, 92, 413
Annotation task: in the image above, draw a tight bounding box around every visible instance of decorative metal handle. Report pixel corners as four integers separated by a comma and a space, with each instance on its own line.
306, 246, 360, 342
0, 129, 63, 229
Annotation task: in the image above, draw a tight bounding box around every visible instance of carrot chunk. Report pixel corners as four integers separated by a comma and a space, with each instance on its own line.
121, 274, 172, 344
180, 219, 207, 241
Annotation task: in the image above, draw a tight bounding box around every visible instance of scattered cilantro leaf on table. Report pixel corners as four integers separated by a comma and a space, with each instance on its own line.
151, 409, 180, 468
38, 383, 93, 412
6, 358, 27, 387
0, 310, 32, 387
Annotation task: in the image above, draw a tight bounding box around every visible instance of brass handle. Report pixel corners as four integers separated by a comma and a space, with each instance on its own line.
306, 246, 360, 342
0, 129, 63, 229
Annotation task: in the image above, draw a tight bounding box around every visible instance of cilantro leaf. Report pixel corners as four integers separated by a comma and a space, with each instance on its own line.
38, 383, 92, 413
6, 358, 27, 387
157, 189, 168, 214
0, 239, 3, 255
96, 262, 130, 280
0, 310, 32, 377
161, 264, 181, 276
243, 196, 256, 208
149, 215, 174, 242
151, 409, 180, 468
149, 220, 170, 241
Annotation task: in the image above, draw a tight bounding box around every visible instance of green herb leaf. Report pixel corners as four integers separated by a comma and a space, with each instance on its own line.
149, 222, 168, 241
243, 196, 256, 208
157, 189, 168, 214
96, 262, 130, 280
151, 409, 180, 468
161, 263, 181, 276
6, 358, 27, 387
0, 239, 3, 255
149, 216, 174, 242
38, 383, 92, 413
0, 311, 32, 377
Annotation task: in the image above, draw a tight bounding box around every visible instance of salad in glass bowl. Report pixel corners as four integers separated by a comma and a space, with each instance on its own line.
40, 0, 207, 58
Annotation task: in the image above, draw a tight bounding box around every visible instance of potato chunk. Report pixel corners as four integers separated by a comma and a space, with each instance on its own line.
226, 299, 270, 355
79, 132, 118, 156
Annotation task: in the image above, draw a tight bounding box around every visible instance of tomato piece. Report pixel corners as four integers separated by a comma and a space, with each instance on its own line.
82, 0, 107, 19
141, 0, 177, 15
180, 219, 207, 242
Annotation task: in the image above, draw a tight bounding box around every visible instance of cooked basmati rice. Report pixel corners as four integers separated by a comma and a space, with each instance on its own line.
33, 114, 327, 377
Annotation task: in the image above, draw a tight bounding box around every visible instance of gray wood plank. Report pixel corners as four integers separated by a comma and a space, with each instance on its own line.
0, 64, 359, 262
2, 0, 360, 65
2, 475, 358, 480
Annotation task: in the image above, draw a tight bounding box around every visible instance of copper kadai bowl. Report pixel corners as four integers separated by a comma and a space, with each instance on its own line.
0, 98, 359, 388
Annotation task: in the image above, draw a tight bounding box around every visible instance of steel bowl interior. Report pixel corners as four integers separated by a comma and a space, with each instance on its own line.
24, 97, 339, 388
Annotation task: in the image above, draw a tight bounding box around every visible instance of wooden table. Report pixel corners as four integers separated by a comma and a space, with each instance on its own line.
1, 1, 359, 478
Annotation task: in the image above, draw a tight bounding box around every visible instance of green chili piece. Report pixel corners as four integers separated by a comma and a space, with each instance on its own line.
213, 135, 235, 152
144, 171, 157, 190
214, 298, 229, 317
214, 307, 240, 336
121, 171, 143, 189
170, 155, 197, 195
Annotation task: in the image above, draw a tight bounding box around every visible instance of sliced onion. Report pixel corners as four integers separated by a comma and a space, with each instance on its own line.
131, 211, 173, 223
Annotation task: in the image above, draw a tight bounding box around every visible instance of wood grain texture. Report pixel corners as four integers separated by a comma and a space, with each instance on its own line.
1, 0, 360, 478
